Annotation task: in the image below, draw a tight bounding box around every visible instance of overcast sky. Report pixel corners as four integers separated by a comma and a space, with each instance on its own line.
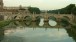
3, 0, 76, 10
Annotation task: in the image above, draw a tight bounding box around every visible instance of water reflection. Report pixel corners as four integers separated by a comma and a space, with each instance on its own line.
1, 36, 25, 42
49, 19, 57, 26
0, 28, 4, 42
39, 18, 57, 27
0, 18, 76, 42
1, 27, 76, 42
66, 28, 76, 42
39, 18, 44, 26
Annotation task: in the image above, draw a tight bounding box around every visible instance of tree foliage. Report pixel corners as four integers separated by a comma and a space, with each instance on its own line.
48, 4, 76, 14
28, 7, 41, 14
72, 7, 76, 15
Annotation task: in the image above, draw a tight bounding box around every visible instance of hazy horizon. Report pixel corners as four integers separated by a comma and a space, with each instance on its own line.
3, 0, 76, 10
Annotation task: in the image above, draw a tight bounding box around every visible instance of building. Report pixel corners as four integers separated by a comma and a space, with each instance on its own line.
0, 0, 31, 20
0, 0, 30, 14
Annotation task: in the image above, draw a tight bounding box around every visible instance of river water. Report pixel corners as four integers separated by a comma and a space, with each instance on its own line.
0, 18, 76, 42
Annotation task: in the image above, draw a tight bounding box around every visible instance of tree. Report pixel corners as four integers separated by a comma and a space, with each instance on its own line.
28, 7, 41, 14
65, 4, 75, 14
71, 7, 76, 22
72, 7, 76, 15
47, 4, 75, 14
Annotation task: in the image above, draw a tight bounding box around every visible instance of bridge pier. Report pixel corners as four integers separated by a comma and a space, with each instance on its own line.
0, 15, 4, 21
32, 17, 36, 22
30, 22, 38, 27
44, 19, 49, 22
4, 15, 12, 20
32, 13, 36, 22
43, 21, 50, 27
44, 13, 49, 22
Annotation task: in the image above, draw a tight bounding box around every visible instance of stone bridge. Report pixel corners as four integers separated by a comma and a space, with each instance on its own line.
0, 12, 74, 22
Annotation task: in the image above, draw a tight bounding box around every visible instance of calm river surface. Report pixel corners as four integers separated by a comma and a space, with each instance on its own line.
0, 18, 76, 42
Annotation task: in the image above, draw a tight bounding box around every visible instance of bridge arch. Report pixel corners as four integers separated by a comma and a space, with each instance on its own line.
36, 16, 43, 19
24, 16, 32, 21
13, 15, 22, 20
60, 16, 70, 27
62, 16, 70, 21
48, 16, 57, 21
14, 16, 17, 19
35, 16, 43, 22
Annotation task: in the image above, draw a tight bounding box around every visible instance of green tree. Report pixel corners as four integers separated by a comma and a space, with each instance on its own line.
72, 7, 76, 22
65, 4, 75, 14
28, 7, 41, 14
48, 4, 75, 14
72, 7, 76, 15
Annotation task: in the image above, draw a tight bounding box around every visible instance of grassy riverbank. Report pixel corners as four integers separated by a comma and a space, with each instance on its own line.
0, 20, 12, 28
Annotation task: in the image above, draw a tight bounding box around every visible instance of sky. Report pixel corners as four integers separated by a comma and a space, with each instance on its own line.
3, 0, 76, 10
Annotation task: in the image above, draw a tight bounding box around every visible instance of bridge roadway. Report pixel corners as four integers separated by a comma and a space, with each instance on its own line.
0, 12, 74, 22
